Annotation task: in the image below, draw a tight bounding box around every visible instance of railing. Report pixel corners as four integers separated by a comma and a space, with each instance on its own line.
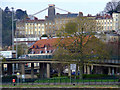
2, 77, 120, 85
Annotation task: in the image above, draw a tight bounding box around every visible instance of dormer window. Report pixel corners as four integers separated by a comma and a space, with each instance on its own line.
33, 45, 35, 48
36, 45, 39, 49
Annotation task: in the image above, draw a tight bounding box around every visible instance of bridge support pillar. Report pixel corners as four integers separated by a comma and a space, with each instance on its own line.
108, 67, 111, 75
31, 63, 34, 79
39, 63, 47, 78
87, 65, 90, 74
47, 63, 50, 78
7, 63, 12, 75
21, 63, 25, 79
112, 67, 115, 75
84, 64, 86, 74
91, 65, 93, 74
68, 64, 71, 76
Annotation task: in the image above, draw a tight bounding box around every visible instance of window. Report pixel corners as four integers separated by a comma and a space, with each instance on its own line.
42, 31, 44, 34
40, 51, 43, 54
110, 26, 112, 30
35, 31, 37, 34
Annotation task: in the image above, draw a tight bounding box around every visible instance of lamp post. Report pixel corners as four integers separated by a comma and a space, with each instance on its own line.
12, 7, 14, 51
11, 7, 15, 75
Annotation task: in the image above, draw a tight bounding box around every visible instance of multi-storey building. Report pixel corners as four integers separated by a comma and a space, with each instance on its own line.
112, 12, 120, 31
16, 19, 45, 38
16, 4, 120, 42
96, 15, 113, 32
96, 13, 120, 33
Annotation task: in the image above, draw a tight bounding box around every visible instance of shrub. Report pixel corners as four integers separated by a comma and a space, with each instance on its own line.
82, 74, 109, 79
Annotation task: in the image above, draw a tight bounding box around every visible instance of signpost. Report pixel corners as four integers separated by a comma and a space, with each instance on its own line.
12, 79, 15, 86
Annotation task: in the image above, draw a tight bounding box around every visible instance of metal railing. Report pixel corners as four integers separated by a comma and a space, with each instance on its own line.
2, 77, 120, 85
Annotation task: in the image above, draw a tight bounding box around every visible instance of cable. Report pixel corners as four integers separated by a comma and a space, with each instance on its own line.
55, 7, 71, 13
32, 7, 49, 16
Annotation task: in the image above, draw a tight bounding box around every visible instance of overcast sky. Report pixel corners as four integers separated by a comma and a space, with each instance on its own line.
0, 0, 117, 19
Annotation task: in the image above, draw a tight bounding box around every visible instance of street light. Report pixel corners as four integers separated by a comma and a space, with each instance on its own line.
11, 7, 15, 75
12, 7, 14, 51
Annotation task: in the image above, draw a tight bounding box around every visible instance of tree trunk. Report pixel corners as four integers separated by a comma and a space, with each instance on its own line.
58, 68, 61, 77
79, 64, 83, 79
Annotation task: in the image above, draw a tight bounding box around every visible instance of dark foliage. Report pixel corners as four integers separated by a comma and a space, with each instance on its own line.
2, 7, 28, 47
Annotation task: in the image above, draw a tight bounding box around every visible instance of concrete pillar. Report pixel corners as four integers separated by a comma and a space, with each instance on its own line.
68, 64, 71, 76
47, 63, 50, 78
16, 64, 18, 70
21, 63, 25, 78
84, 64, 86, 74
87, 65, 90, 74
91, 65, 93, 74
7, 63, 12, 75
91, 65, 93, 71
108, 67, 111, 75
112, 67, 114, 75
39, 63, 47, 78
31, 63, 34, 79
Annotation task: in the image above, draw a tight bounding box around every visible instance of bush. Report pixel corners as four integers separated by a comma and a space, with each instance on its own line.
82, 74, 109, 79
41, 34, 48, 37
2, 75, 17, 79
51, 73, 58, 78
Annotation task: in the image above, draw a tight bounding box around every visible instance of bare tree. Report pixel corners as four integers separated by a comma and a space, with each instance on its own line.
104, 1, 118, 15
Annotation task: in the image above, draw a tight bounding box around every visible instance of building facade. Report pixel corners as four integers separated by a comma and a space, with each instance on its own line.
16, 19, 45, 38
15, 5, 120, 40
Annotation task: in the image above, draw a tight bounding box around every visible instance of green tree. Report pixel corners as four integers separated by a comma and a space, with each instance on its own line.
54, 16, 109, 79
15, 9, 28, 20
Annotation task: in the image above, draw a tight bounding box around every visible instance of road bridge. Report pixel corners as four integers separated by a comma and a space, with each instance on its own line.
1, 58, 120, 79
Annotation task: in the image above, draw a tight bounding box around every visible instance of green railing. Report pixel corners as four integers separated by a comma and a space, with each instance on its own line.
2, 77, 119, 85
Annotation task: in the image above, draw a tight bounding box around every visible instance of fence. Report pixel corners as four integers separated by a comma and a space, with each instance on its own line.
2, 77, 120, 85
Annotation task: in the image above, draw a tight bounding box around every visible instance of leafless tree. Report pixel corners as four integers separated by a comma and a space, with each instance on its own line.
104, 1, 118, 15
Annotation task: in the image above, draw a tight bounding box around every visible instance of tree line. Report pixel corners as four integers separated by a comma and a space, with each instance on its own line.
2, 7, 28, 49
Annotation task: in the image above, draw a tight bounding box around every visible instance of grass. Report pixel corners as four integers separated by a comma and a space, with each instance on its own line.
34, 77, 119, 83
1, 84, 120, 88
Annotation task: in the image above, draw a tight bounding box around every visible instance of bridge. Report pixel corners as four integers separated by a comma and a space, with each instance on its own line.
1, 56, 120, 79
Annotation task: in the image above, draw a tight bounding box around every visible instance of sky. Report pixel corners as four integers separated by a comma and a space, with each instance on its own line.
0, 0, 116, 19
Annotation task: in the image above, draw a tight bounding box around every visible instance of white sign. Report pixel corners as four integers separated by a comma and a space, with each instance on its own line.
70, 64, 76, 70
22, 75, 25, 79
0, 51, 12, 58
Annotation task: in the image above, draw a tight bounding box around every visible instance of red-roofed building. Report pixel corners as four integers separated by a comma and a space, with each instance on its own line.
28, 36, 93, 55
29, 38, 58, 54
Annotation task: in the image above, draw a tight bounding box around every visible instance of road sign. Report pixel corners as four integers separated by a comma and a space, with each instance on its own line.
70, 64, 76, 70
